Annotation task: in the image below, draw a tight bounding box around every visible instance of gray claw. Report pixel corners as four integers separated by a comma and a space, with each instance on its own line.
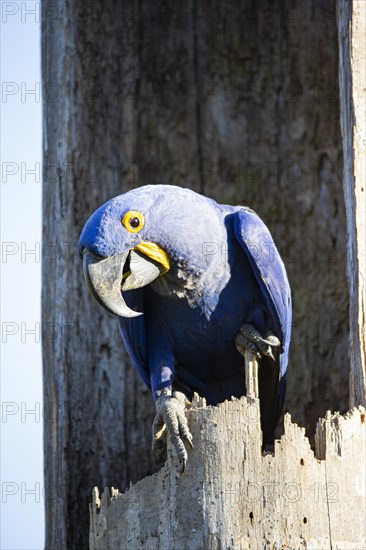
179, 457, 187, 473
266, 347, 275, 361
152, 391, 193, 472
236, 323, 280, 361
235, 334, 262, 359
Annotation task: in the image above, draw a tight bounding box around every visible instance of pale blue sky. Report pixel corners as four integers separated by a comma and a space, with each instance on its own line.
1, 2, 44, 549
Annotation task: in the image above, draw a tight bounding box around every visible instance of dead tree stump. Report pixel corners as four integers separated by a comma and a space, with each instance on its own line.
90, 396, 365, 549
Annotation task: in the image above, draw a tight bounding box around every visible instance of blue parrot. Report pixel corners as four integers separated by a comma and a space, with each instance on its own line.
79, 185, 291, 470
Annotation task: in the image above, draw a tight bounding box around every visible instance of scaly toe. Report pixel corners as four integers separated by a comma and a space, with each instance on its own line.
236, 324, 280, 361
152, 392, 193, 471
235, 334, 262, 359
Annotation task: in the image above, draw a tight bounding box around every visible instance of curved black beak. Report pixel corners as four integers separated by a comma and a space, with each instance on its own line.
83, 251, 142, 317
82, 249, 165, 317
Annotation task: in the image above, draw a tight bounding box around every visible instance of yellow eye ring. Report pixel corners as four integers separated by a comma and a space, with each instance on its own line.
122, 210, 145, 233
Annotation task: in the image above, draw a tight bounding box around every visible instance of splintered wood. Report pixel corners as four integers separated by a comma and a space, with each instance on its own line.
244, 351, 259, 399
90, 396, 366, 549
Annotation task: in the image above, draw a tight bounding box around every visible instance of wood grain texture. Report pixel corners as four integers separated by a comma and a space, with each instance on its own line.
336, 0, 366, 408
90, 396, 366, 549
42, 1, 349, 547
244, 351, 259, 398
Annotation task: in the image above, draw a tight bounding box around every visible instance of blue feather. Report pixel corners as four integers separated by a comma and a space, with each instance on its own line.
233, 208, 292, 378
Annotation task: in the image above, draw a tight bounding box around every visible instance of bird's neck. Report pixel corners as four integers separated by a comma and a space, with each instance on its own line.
151, 208, 236, 311
151, 242, 232, 312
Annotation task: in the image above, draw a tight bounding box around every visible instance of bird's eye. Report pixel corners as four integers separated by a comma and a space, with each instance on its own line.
122, 210, 145, 233
130, 217, 140, 228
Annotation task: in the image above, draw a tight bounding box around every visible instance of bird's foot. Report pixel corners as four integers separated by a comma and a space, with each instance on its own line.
152, 390, 193, 473
235, 323, 280, 361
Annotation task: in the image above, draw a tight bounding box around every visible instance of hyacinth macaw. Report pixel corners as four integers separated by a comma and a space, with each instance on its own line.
79, 185, 291, 470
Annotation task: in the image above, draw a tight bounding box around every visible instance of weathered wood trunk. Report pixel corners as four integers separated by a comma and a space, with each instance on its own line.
336, 0, 366, 408
90, 397, 366, 549
42, 1, 353, 548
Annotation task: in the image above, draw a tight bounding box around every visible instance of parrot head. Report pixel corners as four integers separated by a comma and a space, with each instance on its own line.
79, 185, 225, 317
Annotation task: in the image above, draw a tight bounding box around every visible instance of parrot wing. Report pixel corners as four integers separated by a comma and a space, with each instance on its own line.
233, 207, 292, 442
233, 207, 292, 375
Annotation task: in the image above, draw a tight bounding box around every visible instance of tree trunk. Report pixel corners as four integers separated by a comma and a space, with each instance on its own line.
90, 397, 366, 549
336, 0, 366, 408
42, 1, 349, 548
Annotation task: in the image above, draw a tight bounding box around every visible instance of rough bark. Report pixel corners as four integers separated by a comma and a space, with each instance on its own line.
90, 396, 366, 549
42, 1, 348, 548
336, 0, 366, 408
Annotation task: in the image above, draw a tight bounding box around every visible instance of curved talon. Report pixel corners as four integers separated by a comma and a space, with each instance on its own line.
235, 323, 280, 361
152, 391, 193, 472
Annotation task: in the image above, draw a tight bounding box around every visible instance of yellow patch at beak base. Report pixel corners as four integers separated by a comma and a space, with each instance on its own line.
134, 242, 170, 273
